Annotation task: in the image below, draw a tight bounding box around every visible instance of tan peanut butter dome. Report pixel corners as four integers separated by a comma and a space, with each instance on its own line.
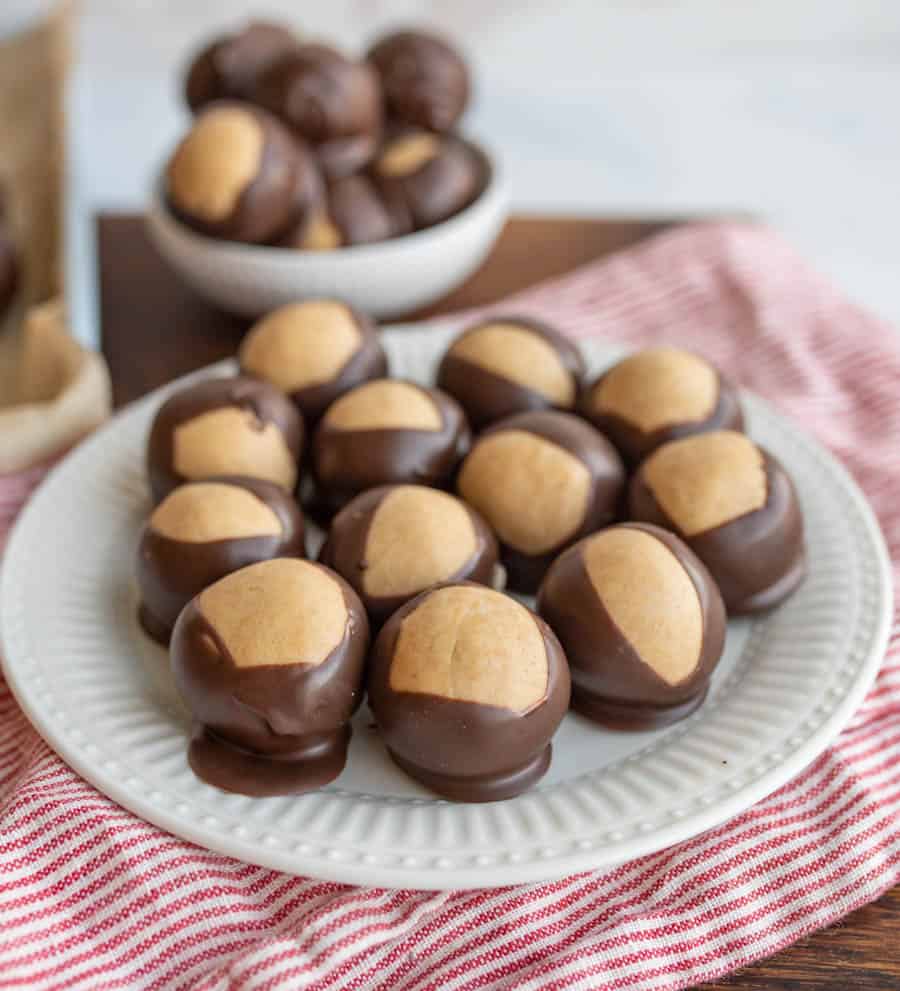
389, 585, 548, 711
167, 106, 264, 221
450, 323, 576, 406
591, 348, 718, 433
323, 380, 442, 431
458, 430, 590, 554
582, 528, 703, 685
376, 132, 441, 177
240, 301, 362, 392
149, 482, 283, 543
198, 559, 348, 669
298, 211, 343, 250
172, 406, 298, 491
643, 430, 767, 537
363, 487, 478, 597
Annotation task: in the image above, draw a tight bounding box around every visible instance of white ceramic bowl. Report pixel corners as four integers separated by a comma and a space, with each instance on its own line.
145, 148, 508, 319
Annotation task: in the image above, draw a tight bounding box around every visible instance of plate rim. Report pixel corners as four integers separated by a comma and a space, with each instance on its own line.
1, 351, 893, 890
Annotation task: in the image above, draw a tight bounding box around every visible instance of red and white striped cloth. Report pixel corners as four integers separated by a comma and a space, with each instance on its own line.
1, 222, 898, 990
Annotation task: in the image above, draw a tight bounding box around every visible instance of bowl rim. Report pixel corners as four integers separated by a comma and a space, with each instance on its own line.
147, 139, 507, 265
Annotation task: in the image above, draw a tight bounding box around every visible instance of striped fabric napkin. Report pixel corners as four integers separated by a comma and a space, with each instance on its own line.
1, 222, 898, 990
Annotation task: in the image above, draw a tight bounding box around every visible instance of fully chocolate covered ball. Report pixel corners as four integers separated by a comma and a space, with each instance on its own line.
312, 379, 469, 515
279, 173, 399, 248
136, 477, 306, 645
457, 411, 625, 593
371, 130, 481, 230
367, 30, 470, 133
239, 299, 387, 425
368, 583, 570, 801
253, 43, 382, 179
172, 558, 369, 795
184, 21, 300, 112
147, 376, 304, 503
320, 484, 499, 625
538, 523, 726, 728
580, 347, 743, 466
628, 430, 806, 613
166, 102, 314, 244
437, 317, 585, 429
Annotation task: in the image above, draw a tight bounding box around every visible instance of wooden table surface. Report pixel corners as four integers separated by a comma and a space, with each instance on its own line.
96, 214, 671, 407
97, 213, 900, 990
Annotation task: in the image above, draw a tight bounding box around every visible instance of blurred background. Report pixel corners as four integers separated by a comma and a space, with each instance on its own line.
8, 0, 900, 340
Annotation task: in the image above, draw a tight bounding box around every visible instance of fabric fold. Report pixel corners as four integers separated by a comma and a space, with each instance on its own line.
0, 298, 111, 474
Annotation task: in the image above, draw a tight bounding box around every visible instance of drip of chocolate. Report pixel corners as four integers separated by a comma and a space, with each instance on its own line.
171, 558, 370, 796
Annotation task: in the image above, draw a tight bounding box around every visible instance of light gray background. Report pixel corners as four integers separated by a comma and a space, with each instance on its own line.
66, 1, 900, 342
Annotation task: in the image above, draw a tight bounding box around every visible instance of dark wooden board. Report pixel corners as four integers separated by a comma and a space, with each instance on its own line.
97, 212, 900, 989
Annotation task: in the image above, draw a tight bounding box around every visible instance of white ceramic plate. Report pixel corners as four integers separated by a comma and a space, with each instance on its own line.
1, 326, 892, 890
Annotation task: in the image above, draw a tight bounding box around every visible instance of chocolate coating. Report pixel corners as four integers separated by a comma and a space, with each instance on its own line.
372, 132, 482, 230
368, 583, 570, 802
537, 523, 726, 729
279, 174, 397, 249
253, 44, 382, 179
319, 485, 499, 625
280, 138, 325, 238
457, 411, 625, 593
166, 102, 307, 244
367, 30, 470, 133
184, 22, 300, 111
146, 375, 304, 503
171, 560, 370, 796
136, 476, 306, 645
582, 356, 744, 466
628, 445, 806, 614
0, 226, 18, 319
312, 380, 470, 516
239, 301, 388, 426
437, 317, 586, 430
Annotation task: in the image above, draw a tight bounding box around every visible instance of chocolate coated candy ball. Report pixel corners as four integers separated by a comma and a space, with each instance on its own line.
184, 21, 300, 112
146, 375, 304, 503
372, 130, 481, 229
367, 30, 470, 133
368, 583, 570, 801
320, 484, 499, 625
538, 523, 726, 728
172, 558, 369, 795
437, 317, 585, 430
166, 102, 309, 244
136, 477, 306, 645
253, 44, 382, 179
628, 430, 806, 613
239, 299, 387, 425
580, 347, 743, 466
313, 379, 470, 514
278, 174, 397, 249
456, 410, 625, 593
